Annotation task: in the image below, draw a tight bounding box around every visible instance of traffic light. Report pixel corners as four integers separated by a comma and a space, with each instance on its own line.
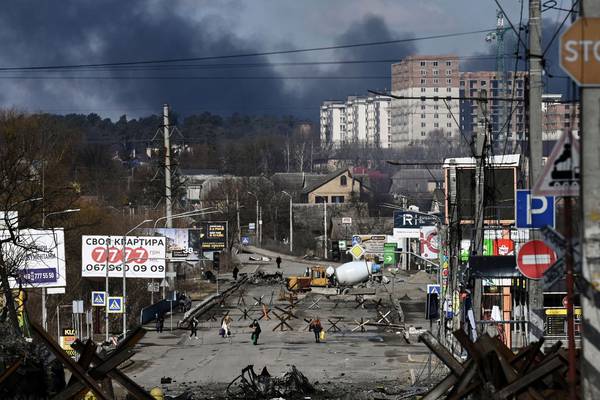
213, 252, 220, 270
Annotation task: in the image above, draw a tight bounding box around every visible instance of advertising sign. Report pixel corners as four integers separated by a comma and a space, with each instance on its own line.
202, 222, 227, 251
60, 328, 77, 358
143, 228, 201, 260
4, 229, 66, 289
420, 226, 439, 260
0, 211, 18, 230
350, 234, 386, 259
394, 211, 438, 229
81, 235, 166, 278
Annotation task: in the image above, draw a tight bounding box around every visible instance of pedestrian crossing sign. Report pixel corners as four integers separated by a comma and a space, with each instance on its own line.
91, 291, 106, 307
107, 296, 123, 313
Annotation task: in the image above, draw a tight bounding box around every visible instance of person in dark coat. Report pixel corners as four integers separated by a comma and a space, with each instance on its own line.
158, 314, 165, 333
232, 265, 239, 281
249, 319, 261, 345
276, 256, 282, 269
189, 317, 199, 339
309, 318, 323, 343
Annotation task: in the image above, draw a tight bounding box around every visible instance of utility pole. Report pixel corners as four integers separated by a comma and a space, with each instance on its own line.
527, 0, 545, 344
581, 1, 600, 398
163, 104, 175, 293
323, 201, 327, 259
471, 89, 488, 339
236, 191, 241, 244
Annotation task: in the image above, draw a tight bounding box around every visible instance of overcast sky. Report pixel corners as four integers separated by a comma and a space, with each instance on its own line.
0, 0, 568, 120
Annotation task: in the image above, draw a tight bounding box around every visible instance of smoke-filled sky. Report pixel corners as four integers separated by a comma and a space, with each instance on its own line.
0, 0, 572, 120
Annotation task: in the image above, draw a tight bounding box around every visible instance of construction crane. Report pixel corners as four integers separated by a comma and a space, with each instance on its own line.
485, 10, 511, 152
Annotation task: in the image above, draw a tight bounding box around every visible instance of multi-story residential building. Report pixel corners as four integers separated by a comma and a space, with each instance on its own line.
320, 95, 391, 149
390, 55, 461, 148
459, 71, 527, 151
542, 94, 580, 141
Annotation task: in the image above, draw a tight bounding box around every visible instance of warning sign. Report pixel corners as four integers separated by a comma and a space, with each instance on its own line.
533, 132, 580, 197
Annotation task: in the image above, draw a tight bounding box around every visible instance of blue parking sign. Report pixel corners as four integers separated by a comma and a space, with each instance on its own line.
516, 190, 555, 229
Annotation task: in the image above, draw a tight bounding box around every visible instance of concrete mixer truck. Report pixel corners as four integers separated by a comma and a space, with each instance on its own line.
286, 261, 382, 291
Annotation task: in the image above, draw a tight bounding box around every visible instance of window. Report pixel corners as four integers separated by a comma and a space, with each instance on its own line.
421, 131, 426, 137
420, 61, 426, 66
447, 122, 452, 127
434, 122, 439, 128
447, 88, 452, 92
433, 61, 438, 66
447, 78, 452, 84
420, 69, 427, 76
434, 105, 439, 110
421, 105, 426, 110
433, 69, 439, 76
421, 122, 426, 127
434, 113, 439, 118
446, 69, 452, 75
340, 175, 347, 186
421, 78, 426, 84
421, 113, 426, 118
433, 78, 439, 84
446, 61, 452, 66
421, 87, 426, 92
315, 196, 328, 203
331, 196, 345, 204
434, 88, 439, 92
447, 113, 452, 118
460, 80, 465, 86
481, 81, 487, 86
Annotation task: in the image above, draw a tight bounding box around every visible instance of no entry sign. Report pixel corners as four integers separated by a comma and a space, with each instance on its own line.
517, 240, 557, 279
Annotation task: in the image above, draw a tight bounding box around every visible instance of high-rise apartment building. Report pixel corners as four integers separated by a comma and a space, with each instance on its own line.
542, 94, 580, 142
320, 95, 391, 149
390, 55, 461, 148
459, 71, 527, 151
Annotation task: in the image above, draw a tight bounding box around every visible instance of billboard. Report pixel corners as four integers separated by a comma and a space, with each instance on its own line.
81, 235, 166, 279
3, 229, 66, 288
202, 222, 227, 251
143, 228, 202, 260
420, 226, 439, 260
393, 211, 438, 229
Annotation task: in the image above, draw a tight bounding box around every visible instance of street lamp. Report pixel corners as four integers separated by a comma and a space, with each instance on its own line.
281, 191, 293, 253
41, 208, 80, 331
247, 192, 260, 247
121, 219, 153, 337
152, 208, 215, 229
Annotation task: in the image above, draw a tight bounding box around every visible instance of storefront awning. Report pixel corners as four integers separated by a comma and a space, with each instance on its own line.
469, 255, 520, 278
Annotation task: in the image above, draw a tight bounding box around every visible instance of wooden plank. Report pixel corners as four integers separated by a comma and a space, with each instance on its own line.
67, 339, 97, 387
419, 332, 465, 375
71, 341, 154, 400
0, 359, 21, 387
447, 361, 478, 400
493, 356, 565, 400
29, 322, 108, 400
422, 372, 459, 400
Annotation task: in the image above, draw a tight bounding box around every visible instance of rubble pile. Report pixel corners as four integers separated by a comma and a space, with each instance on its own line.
226, 365, 313, 399
252, 271, 284, 285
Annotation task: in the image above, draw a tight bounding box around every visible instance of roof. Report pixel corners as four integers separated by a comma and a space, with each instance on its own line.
270, 172, 327, 192
302, 168, 353, 194
442, 154, 521, 168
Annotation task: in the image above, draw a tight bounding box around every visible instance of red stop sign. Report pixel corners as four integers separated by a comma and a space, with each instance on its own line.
517, 240, 557, 279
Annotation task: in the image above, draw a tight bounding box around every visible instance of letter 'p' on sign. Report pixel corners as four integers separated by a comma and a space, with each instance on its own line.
516, 190, 555, 229
560, 17, 600, 86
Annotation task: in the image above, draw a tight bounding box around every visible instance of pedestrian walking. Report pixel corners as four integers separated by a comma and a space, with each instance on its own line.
276, 256, 282, 269
249, 319, 261, 345
158, 314, 165, 333
232, 265, 239, 281
222, 315, 233, 338
189, 317, 199, 339
155, 313, 161, 332
309, 317, 323, 343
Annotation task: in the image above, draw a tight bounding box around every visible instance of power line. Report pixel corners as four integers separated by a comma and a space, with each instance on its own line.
0, 28, 494, 72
